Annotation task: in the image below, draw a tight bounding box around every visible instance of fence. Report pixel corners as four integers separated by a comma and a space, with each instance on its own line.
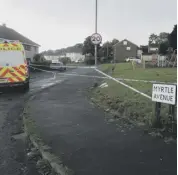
138, 54, 177, 68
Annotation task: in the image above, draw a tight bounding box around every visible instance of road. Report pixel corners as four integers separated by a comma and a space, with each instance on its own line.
0, 69, 67, 175
27, 68, 176, 175
0, 67, 176, 175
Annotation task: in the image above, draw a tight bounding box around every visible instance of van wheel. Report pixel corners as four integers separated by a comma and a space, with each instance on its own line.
22, 82, 29, 92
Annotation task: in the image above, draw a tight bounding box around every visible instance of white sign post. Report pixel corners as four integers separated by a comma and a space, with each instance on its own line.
152, 84, 176, 105
91, 33, 102, 67
152, 83, 177, 128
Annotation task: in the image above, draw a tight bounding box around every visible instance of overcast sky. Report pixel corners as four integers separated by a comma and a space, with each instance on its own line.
0, 0, 177, 51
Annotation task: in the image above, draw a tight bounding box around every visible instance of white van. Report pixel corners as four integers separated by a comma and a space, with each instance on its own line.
0, 39, 30, 91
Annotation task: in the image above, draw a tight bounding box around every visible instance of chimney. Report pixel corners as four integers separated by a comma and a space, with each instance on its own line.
2, 23, 6, 27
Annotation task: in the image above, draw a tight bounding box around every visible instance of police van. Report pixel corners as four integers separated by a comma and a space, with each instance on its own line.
0, 39, 30, 91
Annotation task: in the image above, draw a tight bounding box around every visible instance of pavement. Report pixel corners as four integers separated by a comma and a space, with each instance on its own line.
27, 68, 177, 175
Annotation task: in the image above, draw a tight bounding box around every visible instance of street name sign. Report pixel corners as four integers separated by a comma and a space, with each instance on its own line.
152, 84, 177, 105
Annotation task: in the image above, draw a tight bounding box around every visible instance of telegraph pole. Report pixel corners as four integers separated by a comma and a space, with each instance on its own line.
91, 0, 101, 67
94, 0, 98, 67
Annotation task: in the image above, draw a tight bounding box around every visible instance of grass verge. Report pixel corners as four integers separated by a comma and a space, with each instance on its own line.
100, 63, 177, 82
91, 79, 155, 126
91, 64, 177, 131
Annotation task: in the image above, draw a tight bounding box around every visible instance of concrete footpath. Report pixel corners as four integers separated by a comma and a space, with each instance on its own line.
27, 70, 176, 175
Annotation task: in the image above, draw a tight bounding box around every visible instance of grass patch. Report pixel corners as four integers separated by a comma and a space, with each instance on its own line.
100, 63, 177, 82
91, 79, 176, 128
91, 79, 154, 125
99, 63, 177, 108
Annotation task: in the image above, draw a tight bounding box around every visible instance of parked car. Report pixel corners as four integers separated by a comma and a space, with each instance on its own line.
50, 62, 66, 71
125, 57, 141, 63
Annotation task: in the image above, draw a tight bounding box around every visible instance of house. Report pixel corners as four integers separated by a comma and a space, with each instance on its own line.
148, 45, 159, 53
140, 45, 159, 62
43, 55, 59, 61
113, 39, 139, 62
66, 52, 85, 62
0, 24, 40, 62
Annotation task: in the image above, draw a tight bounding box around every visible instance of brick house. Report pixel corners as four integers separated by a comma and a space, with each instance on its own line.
113, 39, 139, 62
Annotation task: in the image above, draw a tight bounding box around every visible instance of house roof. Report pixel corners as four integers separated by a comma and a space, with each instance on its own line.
113, 39, 138, 48
0, 25, 40, 47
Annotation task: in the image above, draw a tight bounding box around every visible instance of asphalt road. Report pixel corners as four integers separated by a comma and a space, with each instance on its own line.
0, 69, 68, 175
28, 68, 177, 175
1, 67, 176, 175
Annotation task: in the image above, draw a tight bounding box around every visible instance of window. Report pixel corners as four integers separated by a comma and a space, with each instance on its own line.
126, 47, 131, 51
23, 44, 31, 51
0, 51, 24, 66
123, 41, 127, 45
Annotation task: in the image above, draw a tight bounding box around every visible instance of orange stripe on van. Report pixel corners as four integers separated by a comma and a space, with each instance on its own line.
13, 67, 26, 76
0, 68, 9, 77
9, 72, 23, 82
8, 77, 15, 82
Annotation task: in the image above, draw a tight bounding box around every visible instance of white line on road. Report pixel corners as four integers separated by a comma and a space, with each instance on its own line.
30, 65, 110, 80
57, 72, 107, 79
41, 83, 55, 88
95, 68, 152, 100
30, 66, 106, 79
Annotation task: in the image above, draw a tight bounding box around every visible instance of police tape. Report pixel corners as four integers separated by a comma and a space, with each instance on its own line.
95, 68, 152, 100
30, 63, 96, 69
30, 65, 153, 99
29, 65, 56, 74
29, 66, 107, 79
116, 78, 177, 85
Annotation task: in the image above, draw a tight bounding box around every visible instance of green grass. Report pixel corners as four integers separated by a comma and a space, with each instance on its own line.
92, 80, 154, 126
100, 63, 177, 97
91, 63, 177, 127
92, 79, 175, 127
100, 63, 177, 82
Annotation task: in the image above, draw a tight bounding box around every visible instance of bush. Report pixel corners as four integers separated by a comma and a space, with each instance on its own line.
85, 56, 95, 65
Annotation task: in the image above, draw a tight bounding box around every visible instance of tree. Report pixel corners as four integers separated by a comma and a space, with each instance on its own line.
159, 41, 169, 55
111, 39, 119, 46
158, 32, 169, 55
82, 36, 95, 56
82, 36, 101, 56
74, 43, 83, 48
100, 41, 113, 60
169, 24, 177, 50
60, 57, 71, 65
159, 32, 169, 43
33, 54, 42, 62
149, 33, 159, 46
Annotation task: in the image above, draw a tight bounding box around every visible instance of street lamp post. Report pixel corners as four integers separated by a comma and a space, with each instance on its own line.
94, 0, 98, 67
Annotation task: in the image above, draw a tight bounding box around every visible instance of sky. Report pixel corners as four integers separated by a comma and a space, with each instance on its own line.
0, 0, 177, 51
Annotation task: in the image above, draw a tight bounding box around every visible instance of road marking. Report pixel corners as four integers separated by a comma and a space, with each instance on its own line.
95, 68, 152, 100
41, 82, 55, 88
57, 72, 107, 79
30, 66, 106, 79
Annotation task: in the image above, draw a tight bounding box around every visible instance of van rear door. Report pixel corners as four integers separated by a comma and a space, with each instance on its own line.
0, 51, 27, 83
